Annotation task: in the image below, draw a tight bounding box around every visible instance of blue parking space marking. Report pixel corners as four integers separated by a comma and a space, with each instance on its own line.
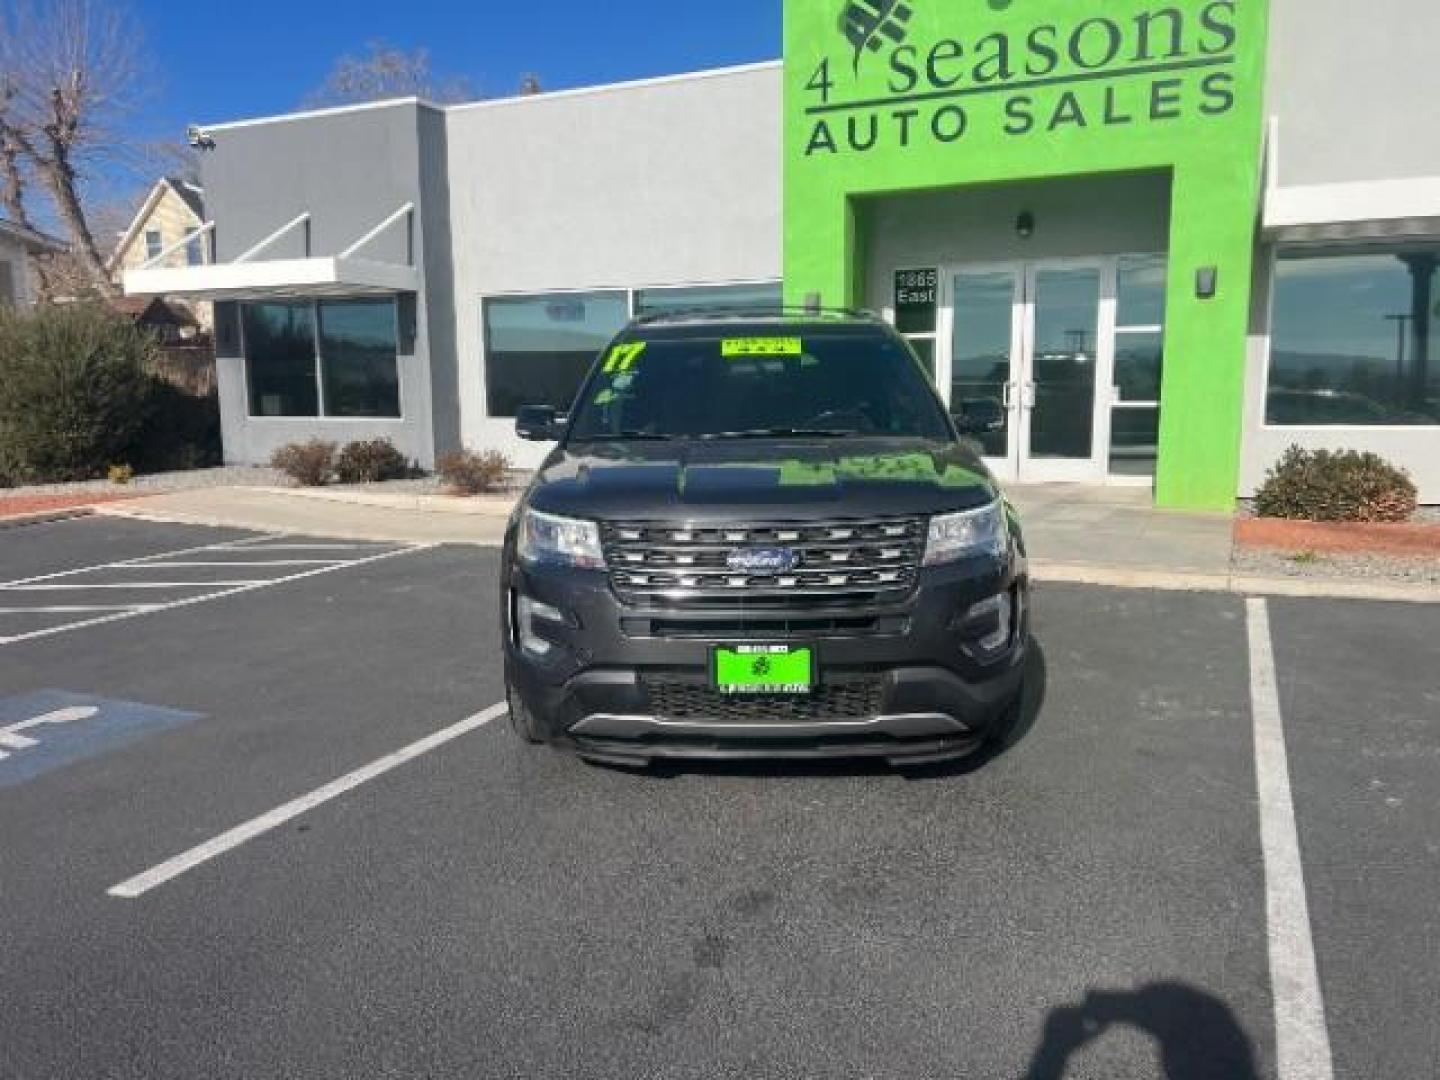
0, 691, 202, 789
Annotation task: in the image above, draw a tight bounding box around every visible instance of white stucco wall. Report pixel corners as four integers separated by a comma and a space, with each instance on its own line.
1244, 0, 1440, 502
443, 63, 784, 466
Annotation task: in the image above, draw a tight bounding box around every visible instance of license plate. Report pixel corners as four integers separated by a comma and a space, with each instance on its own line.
712, 645, 815, 696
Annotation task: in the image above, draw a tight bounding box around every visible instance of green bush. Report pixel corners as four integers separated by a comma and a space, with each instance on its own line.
437, 448, 510, 495
0, 304, 156, 484
335, 438, 411, 484
129, 382, 221, 474
271, 440, 337, 487
1254, 445, 1418, 523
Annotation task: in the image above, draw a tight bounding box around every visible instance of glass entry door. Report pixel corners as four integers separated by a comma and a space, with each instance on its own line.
944, 260, 1113, 482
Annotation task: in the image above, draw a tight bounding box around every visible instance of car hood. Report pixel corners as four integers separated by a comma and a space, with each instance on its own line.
525, 438, 1000, 522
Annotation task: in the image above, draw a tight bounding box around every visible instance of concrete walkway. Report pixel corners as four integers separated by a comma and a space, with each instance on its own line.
1006, 484, 1235, 574
92, 482, 1440, 602
97, 486, 510, 546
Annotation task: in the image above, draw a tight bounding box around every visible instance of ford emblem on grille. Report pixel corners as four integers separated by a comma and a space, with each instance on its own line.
726, 546, 801, 575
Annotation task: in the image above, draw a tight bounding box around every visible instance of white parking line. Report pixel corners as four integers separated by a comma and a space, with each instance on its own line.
107, 701, 508, 899
0, 542, 435, 646
127, 560, 348, 568
6, 581, 270, 590
1247, 598, 1335, 1080
0, 605, 162, 614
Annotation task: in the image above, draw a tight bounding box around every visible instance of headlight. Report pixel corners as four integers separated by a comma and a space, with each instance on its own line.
518, 508, 606, 569
923, 501, 1008, 566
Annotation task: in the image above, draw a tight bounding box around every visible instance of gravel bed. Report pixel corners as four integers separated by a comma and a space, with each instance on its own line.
0, 466, 284, 498
1233, 547, 1440, 586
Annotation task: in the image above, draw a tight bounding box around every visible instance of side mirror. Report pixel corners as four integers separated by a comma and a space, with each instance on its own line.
516, 405, 563, 442
953, 398, 1006, 435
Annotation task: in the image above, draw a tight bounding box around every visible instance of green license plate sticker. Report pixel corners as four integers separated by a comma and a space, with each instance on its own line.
721, 336, 803, 358
713, 645, 815, 695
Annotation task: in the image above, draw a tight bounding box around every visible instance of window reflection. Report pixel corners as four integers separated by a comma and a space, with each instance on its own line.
319, 300, 400, 418
484, 292, 629, 417
1268, 249, 1439, 426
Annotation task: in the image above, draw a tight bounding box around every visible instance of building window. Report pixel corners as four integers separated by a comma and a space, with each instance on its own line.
483, 292, 628, 417
186, 235, 205, 266
144, 230, 162, 261
1111, 254, 1167, 477
1268, 247, 1439, 426
634, 281, 782, 317
243, 299, 400, 419
318, 300, 401, 418
244, 302, 319, 418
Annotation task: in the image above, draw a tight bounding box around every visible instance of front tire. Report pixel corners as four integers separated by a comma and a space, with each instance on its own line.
505, 678, 545, 744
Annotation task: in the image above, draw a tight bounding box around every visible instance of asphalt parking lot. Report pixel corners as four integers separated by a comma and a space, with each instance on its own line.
0, 516, 1435, 1079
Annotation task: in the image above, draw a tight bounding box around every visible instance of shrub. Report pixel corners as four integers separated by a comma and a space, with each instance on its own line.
437, 448, 510, 495
1254, 445, 1418, 523
129, 381, 222, 474
271, 440, 337, 487
0, 303, 156, 484
335, 438, 411, 484
107, 463, 134, 485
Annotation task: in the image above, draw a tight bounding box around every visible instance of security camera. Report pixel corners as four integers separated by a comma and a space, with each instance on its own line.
186, 124, 216, 151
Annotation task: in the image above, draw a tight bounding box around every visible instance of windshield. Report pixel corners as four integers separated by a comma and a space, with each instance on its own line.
565, 327, 953, 441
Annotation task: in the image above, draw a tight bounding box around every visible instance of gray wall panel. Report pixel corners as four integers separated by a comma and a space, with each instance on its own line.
1267, 0, 1440, 186
861, 171, 1174, 313
444, 64, 783, 464
202, 102, 439, 466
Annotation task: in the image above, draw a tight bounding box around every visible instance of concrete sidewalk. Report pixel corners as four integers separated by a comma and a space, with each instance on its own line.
94, 482, 1440, 602
97, 486, 511, 546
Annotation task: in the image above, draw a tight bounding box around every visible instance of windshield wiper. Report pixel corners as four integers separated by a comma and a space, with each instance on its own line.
698, 428, 856, 440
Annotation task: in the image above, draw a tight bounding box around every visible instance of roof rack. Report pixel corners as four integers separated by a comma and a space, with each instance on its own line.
630, 304, 882, 327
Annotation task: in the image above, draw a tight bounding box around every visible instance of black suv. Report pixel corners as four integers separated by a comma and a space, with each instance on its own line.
501, 310, 1029, 767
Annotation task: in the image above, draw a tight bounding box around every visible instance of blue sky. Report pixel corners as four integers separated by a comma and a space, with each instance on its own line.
132, 0, 781, 135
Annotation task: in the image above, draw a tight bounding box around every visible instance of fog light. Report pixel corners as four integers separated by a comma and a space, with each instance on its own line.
516, 594, 564, 657
969, 591, 1013, 654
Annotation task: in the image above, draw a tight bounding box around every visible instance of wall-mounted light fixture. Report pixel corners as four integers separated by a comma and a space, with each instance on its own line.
1016, 211, 1035, 240
1196, 266, 1218, 300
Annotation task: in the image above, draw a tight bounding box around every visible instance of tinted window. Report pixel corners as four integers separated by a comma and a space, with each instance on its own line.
1268, 249, 1439, 426
244, 302, 318, 417
318, 300, 400, 418
484, 292, 628, 417
568, 328, 950, 441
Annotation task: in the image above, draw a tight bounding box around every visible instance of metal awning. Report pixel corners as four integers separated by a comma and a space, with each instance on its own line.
124, 255, 420, 301
1264, 177, 1440, 244
123, 202, 419, 301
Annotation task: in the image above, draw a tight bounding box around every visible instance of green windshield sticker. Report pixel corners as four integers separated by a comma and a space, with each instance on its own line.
603, 342, 647, 374
722, 337, 803, 358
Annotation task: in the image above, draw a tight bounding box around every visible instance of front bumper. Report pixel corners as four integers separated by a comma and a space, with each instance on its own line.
503, 553, 1028, 767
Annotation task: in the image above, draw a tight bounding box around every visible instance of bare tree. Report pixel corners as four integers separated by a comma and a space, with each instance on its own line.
306, 40, 477, 108
0, 0, 150, 297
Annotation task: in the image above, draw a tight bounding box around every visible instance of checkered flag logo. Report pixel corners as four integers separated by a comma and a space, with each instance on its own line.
840, 1, 915, 72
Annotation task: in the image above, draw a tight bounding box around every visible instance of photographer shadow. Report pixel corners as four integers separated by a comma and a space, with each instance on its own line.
1024, 982, 1260, 1080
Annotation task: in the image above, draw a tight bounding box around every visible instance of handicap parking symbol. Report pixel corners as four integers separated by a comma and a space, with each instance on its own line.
0, 691, 202, 789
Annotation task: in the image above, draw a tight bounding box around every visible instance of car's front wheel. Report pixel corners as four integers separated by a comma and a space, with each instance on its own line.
505, 678, 546, 744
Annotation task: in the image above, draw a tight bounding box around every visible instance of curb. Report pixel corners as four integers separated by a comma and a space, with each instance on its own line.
1032, 561, 1440, 604
0, 506, 97, 530
92, 503, 507, 546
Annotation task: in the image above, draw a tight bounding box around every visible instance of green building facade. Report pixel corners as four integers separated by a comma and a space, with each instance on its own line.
785, 0, 1270, 508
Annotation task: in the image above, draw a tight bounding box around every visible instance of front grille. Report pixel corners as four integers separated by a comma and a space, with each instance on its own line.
644, 677, 884, 725
602, 517, 925, 606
